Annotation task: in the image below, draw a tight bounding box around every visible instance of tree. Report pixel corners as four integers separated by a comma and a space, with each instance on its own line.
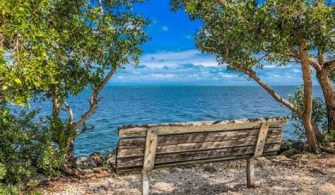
300, 2, 335, 132
0, 0, 63, 106
0, 0, 147, 160
171, 0, 334, 153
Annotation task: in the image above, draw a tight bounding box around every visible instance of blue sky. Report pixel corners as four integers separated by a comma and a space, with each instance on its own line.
111, 0, 309, 86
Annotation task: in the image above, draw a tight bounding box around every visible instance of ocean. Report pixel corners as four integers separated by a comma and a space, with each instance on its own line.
37, 86, 322, 156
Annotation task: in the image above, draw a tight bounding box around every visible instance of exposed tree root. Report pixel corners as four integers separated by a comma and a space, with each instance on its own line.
320, 146, 335, 154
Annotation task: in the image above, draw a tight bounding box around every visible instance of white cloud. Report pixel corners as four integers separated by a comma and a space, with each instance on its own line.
111, 49, 316, 85
149, 73, 176, 79
263, 65, 277, 69
140, 49, 219, 69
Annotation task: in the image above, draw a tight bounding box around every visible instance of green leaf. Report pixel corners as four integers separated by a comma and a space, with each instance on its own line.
14, 78, 22, 84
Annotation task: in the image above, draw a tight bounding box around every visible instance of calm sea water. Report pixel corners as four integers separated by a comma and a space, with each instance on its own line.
33, 86, 322, 156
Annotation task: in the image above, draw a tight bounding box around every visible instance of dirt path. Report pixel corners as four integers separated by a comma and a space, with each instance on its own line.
43, 154, 335, 195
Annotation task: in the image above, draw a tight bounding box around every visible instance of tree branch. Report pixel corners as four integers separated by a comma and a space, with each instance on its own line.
320, 146, 335, 154
224, 48, 301, 115
291, 49, 322, 71
74, 66, 117, 133
317, 48, 324, 66
324, 59, 335, 71
308, 57, 322, 71
235, 66, 302, 116
96, 66, 117, 94
255, 53, 270, 64
98, 0, 104, 15
62, 102, 74, 125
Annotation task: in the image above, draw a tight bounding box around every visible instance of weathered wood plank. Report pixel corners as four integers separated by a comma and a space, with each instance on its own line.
118, 117, 287, 138
119, 127, 148, 137
247, 158, 255, 188
143, 130, 157, 172
118, 127, 281, 149
116, 151, 277, 173
254, 123, 269, 157
117, 134, 281, 158
116, 117, 286, 177
116, 143, 280, 168
141, 171, 149, 195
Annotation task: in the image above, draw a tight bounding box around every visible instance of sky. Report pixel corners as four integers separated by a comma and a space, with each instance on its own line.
110, 0, 311, 86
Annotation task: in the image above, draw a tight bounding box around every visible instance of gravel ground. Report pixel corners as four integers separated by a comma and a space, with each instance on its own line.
43, 154, 335, 195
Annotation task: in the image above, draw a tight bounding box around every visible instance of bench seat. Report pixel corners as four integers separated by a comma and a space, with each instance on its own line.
114, 117, 288, 194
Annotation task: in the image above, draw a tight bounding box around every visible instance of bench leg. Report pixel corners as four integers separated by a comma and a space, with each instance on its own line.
246, 158, 256, 188
142, 171, 150, 195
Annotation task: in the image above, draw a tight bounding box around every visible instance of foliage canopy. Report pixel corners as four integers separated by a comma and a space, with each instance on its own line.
0, 0, 147, 190
0, 0, 147, 105
172, 0, 335, 151
172, 0, 334, 72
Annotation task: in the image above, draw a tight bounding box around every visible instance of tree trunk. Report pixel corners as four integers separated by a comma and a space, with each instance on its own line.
53, 95, 76, 161
67, 139, 75, 162
300, 50, 319, 153
316, 69, 335, 132
52, 96, 60, 120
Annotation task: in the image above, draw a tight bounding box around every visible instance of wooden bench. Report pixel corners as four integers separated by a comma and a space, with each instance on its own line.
114, 117, 287, 195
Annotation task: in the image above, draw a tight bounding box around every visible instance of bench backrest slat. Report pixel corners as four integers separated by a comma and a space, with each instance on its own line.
115, 117, 287, 173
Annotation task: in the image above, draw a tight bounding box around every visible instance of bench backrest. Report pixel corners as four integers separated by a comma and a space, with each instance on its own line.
115, 117, 287, 173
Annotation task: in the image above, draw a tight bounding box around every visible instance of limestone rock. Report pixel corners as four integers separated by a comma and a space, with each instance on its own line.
106, 153, 116, 170
272, 155, 289, 162
75, 156, 97, 169
89, 152, 103, 167
256, 157, 272, 167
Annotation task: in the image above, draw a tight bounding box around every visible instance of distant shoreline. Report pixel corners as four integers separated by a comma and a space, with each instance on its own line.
105, 84, 323, 87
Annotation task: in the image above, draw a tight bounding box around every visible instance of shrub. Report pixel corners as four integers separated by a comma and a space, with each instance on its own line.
0, 106, 66, 191
289, 86, 328, 140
